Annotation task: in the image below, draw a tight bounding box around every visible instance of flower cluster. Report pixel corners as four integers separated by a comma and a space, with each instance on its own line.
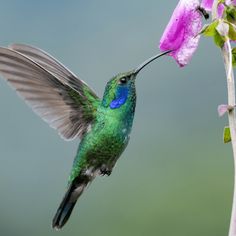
159, 0, 236, 67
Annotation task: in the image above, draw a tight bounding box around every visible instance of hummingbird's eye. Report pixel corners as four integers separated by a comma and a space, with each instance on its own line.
119, 77, 128, 84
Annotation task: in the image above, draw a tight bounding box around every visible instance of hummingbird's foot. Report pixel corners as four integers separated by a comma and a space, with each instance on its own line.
100, 166, 112, 176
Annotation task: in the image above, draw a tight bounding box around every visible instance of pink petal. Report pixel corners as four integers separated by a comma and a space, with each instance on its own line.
159, 0, 202, 67
201, 0, 213, 11
217, 3, 225, 17
218, 104, 229, 117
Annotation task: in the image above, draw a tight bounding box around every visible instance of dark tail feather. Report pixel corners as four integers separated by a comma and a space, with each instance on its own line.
52, 175, 90, 230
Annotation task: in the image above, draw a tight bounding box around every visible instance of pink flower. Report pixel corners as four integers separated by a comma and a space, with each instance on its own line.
201, 0, 214, 11
201, 0, 236, 16
159, 0, 202, 67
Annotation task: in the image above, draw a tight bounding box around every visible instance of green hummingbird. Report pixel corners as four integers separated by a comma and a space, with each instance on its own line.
0, 44, 169, 229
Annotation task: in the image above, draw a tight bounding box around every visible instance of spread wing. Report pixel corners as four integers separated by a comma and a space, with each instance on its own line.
0, 46, 100, 140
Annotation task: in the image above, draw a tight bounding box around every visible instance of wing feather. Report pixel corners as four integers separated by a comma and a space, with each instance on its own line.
9, 44, 98, 98
0, 47, 100, 140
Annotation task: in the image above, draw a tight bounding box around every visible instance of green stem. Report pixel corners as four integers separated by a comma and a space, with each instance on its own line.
212, 0, 219, 20
222, 39, 236, 236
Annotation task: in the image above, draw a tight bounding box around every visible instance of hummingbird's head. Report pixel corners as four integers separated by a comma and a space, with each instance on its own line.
102, 50, 171, 110
102, 70, 136, 110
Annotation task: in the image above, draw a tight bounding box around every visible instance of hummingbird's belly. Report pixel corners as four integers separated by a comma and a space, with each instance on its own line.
69, 118, 133, 182
90, 128, 129, 160
81, 122, 130, 166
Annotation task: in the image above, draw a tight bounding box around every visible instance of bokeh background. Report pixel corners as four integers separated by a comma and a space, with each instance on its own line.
0, 1, 233, 236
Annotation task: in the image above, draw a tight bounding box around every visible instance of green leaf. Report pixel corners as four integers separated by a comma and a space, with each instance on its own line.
223, 126, 231, 143
226, 6, 236, 24
232, 47, 236, 67
214, 30, 226, 48
229, 23, 236, 40
201, 21, 219, 37
200, 20, 228, 48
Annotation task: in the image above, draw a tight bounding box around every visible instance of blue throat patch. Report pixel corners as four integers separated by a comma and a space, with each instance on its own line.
110, 87, 128, 109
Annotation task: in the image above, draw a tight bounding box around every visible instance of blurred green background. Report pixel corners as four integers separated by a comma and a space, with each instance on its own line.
0, 1, 233, 235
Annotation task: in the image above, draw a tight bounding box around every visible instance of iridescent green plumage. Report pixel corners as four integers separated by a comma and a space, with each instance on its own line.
0, 44, 170, 229
69, 72, 136, 183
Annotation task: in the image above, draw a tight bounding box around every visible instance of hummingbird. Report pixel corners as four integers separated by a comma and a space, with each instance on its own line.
0, 44, 169, 229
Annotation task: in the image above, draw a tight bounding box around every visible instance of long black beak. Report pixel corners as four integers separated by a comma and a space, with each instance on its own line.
134, 50, 171, 75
